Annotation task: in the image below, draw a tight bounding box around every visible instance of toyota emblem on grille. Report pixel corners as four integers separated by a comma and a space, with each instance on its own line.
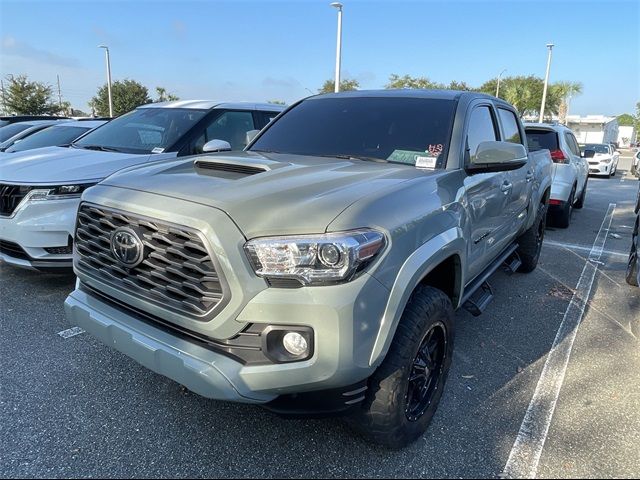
110, 227, 145, 268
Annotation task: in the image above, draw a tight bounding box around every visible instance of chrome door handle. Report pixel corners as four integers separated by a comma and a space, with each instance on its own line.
525, 171, 534, 182
501, 182, 513, 194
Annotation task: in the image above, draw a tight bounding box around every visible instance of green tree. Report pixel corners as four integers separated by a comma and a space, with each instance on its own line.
446, 80, 472, 91
318, 78, 360, 94
89, 79, 152, 117
155, 86, 179, 102
1, 75, 61, 115
550, 81, 583, 123
385, 74, 444, 89
617, 113, 636, 126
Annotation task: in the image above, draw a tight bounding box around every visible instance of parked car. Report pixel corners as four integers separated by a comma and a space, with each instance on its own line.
0, 120, 107, 154
525, 123, 588, 227
0, 101, 284, 270
582, 143, 620, 177
0, 119, 83, 152
65, 90, 552, 448
0, 119, 65, 143
0, 115, 69, 128
626, 180, 640, 287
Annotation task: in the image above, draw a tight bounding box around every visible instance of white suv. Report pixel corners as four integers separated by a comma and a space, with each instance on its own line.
0, 101, 284, 271
583, 143, 620, 177
525, 123, 588, 228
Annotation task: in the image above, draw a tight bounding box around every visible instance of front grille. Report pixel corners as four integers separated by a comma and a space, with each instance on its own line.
0, 184, 35, 216
75, 204, 226, 318
0, 240, 30, 260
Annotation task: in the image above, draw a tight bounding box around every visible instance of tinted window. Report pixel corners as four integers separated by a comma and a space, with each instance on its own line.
564, 132, 580, 156
6, 125, 90, 153
498, 108, 522, 144
189, 110, 256, 154
74, 108, 206, 154
0, 122, 34, 142
250, 97, 456, 166
466, 106, 497, 162
525, 129, 559, 151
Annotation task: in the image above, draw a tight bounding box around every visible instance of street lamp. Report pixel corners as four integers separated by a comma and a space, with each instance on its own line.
330, 2, 343, 93
539, 43, 554, 123
98, 45, 113, 117
496, 69, 507, 97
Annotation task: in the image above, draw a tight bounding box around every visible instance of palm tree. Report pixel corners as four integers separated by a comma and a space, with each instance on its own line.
552, 82, 583, 124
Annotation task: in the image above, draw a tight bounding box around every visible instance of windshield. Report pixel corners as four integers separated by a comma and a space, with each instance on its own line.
249, 97, 456, 167
582, 144, 609, 154
74, 107, 206, 154
6, 125, 90, 153
0, 122, 34, 142
0, 120, 9, 128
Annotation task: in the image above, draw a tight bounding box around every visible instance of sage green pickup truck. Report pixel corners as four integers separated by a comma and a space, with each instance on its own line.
65, 90, 552, 448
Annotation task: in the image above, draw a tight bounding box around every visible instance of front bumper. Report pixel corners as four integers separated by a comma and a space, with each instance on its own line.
0, 197, 78, 269
588, 162, 612, 176
66, 186, 391, 402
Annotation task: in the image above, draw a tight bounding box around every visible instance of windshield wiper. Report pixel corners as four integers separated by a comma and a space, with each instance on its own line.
320, 154, 388, 163
74, 144, 123, 152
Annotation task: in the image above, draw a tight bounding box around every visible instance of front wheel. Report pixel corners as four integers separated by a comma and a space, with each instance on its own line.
574, 178, 587, 209
348, 286, 454, 449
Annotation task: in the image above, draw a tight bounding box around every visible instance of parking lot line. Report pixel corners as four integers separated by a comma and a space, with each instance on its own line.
543, 240, 628, 259
501, 203, 616, 479
57, 327, 85, 339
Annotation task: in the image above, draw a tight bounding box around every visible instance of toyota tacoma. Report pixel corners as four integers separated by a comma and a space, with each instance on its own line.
65, 90, 552, 448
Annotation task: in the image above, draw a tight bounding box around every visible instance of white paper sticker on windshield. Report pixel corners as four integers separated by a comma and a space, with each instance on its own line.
415, 156, 437, 169
151, 147, 165, 154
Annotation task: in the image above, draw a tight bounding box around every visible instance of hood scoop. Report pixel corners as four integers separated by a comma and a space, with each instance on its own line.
194, 158, 270, 176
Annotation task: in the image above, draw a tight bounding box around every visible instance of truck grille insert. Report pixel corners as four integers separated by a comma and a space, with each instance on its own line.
0, 184, 35, 217
75, 204, 225, 318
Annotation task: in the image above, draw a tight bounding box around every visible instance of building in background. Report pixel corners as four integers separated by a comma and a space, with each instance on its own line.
566, 115, 619, 144
617, 125, 637, 147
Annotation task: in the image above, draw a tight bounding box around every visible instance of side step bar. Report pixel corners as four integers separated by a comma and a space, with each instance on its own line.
461, 243, 519, 316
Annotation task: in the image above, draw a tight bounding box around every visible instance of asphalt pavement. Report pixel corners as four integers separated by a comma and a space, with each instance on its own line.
1, 153, 639, 478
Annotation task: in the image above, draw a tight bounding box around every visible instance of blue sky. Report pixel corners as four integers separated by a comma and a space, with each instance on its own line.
1, 0, 638, 115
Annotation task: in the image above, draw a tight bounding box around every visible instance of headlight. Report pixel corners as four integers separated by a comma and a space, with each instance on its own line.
601, 158, 612, 164
29, 183, 97, 201
245, 229, 386, 286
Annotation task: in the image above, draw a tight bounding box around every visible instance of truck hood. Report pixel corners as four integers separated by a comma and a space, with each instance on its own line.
0, 146, 163, 184
101, 151, 436, 238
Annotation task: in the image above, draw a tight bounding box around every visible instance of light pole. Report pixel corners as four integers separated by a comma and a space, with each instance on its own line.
496, 69, 507, 97
330, 2, 343, 93
98, 45, 113, 117
539, 43, 554, 123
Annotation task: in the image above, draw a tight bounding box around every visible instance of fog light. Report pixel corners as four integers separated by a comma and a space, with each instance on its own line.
282, 332, 308, 356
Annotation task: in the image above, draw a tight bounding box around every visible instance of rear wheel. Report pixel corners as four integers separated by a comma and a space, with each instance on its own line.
574, 178, 587, 209
348, 286, 454, 449
552, 186, 575, 228
517, 201, 547, 273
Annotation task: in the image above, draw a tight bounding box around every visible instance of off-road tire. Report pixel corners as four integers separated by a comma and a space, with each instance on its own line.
517, 202, 547, 273
574, 179, 587, 209
626, 216, 639, 287
347, 286, 454, 449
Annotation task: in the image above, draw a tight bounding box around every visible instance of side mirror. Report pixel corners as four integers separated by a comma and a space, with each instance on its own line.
582, 149, 595, 159
245, 129, 260, 146
467, 141, 527, 172
202, 139, 232, 153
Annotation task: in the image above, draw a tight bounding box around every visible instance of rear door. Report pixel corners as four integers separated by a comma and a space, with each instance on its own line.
497, 108, 530, 233
564, 130, 587, 195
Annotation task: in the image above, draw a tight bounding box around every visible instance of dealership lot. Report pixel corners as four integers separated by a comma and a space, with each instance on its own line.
1, 154, 638, 478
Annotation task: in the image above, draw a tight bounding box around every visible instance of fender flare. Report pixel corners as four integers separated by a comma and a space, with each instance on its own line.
368, 227, 465, 367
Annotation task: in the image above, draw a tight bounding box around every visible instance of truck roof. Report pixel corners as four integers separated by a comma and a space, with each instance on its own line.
310, 89, 499, 102
139, 100, 286, 111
